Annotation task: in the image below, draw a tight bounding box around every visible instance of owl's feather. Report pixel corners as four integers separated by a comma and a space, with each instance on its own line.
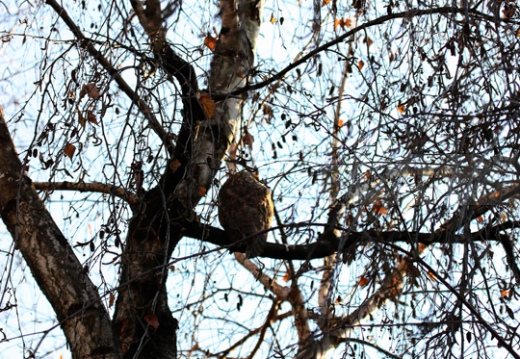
218, 171, 274, 258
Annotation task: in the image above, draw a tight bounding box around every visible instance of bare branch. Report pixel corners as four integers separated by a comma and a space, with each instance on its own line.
34, 181, 139, 206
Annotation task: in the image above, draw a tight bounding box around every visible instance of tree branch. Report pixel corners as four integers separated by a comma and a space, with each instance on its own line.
45, 0, 175, 156
33, 181, 139, 206
0, 107, 120, 359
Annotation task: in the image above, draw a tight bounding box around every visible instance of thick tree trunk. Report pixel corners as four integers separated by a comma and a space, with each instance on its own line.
111, 1, 265, 358
0, 107, 120, 359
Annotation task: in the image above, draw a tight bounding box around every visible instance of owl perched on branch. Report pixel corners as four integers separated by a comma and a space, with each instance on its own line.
218, 170, 274, 258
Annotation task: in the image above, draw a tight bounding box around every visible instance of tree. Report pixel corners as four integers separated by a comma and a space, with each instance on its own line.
0, 0, 519, 358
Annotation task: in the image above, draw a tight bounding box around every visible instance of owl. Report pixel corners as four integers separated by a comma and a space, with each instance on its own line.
218, 170, 274, 258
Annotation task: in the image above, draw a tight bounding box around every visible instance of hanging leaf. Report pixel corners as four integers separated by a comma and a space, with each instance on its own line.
144, 313, 160, 329
198, 187, 207, 196
199, 93, 215, 118
203, 35, 217, 51
80, 83, 101, 99
270, 13, 276, 24
322, 0, 331, 5
358, 276, 369, 287
64, 143, 76, 159
86, 110, 98, 124
358, 60, 364, 70
397, 104, 406, 114
372, 199, 387, 215
242, 130, 254, 149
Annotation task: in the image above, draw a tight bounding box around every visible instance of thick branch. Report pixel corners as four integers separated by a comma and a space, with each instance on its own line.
183, 220, 520, 260
34, 181, 139, 206
0, 107, 120, 359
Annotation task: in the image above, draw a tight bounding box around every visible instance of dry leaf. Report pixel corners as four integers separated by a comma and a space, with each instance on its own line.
358, 276, 369, 287
501, 289, 510, 298
203, 35, 217, 51
144, 314, 160, 329
86, 110, 98, 124
322, 0, 331, 5
199, 93, 215, 118
397, 104, 406, 114
283, 272, 291, 282
109, 292, 115, 308
427, 271, 436, 281
477, 215, 484, 223
80, 83, 101, 99
270, 13, 276, 24
418, 243, 427, 254
199, 187, 207, 196
358, 60, 364, 70
334, 18, 341, 31
242, 130, 254, 149
372, 199, 387, 215
78, 112, 86, 127
169, 158, 181, 172
64, 143, 76, 159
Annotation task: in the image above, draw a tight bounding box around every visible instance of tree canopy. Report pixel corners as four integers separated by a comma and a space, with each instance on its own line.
0, 0, 520, 358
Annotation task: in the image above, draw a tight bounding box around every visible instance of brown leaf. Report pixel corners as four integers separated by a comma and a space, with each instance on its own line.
242, 130, 254, 149
80, 83, 101, 99
86, 110, 98, 124
169, 159, 181, 173
109, 293, 115, 308
144, 314, 160, 329
64, 143, 76, 159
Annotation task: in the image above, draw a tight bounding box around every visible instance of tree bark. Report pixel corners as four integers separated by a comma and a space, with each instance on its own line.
0, 107, 120, 359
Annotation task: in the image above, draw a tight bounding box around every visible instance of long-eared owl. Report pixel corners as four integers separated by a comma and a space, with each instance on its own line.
218, 170, 274, 258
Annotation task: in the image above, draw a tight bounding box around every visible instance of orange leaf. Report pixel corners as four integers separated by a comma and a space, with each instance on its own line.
337, 119, 344, 127
477, 215, 484, 223
397, 104, 406, 114
199, 187, 207, 196
358, 276, 369, 287
322, 0, 331, 5
343, 18, 352, 27
501, 289, 510, 298
270, 13, 276, 24
427, 271, 436, 281
64, 143, 76, 159
334, 18, 340, 31
372, 199, 387, 215
358, 60, 364, 70
365, 170, 371, 180
283, 272, 291, 282
144, 314, 160, 329
203, 35, 217, 51
418, 243, 427, 254
199, 93, 215, 118
501, 213, 507, 222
